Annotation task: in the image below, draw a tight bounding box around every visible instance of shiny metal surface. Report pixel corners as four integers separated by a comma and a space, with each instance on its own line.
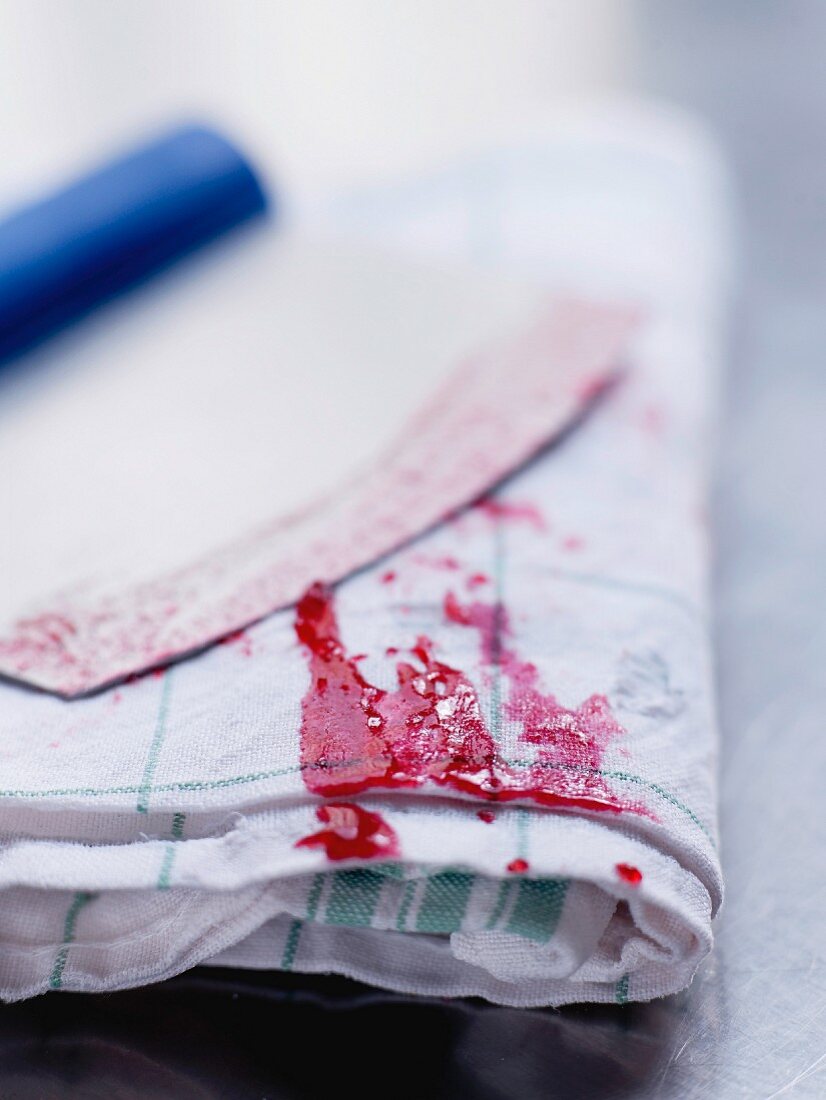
0, 4, 823, 1097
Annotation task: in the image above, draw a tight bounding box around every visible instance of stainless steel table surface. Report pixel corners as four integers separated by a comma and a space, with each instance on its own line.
0, 4, 823, 1097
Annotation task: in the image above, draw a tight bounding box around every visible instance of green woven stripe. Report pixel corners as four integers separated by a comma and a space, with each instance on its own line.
49, 891, 95, 989
136, 672, 174, 814
485, 879, 513, 930
615, 973, 630, 1004
0, 763, 714, 844
281, 873, 325, 971
505, 878, 568, 943
415, 870, 475, 933
280, 919, 303, 971
326, 869, 385, 927
396, 880, 418, 931
156, 844, 176, 890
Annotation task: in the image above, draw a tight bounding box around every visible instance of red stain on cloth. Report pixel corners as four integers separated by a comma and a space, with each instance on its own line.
296, 802, 399, 861
615, 862, 643, 886
294, 583, 643, 819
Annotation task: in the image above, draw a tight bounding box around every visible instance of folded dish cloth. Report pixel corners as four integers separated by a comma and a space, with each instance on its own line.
0, 102, 729, 1006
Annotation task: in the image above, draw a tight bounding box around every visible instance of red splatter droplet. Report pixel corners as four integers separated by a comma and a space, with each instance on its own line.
296, 802, 399, 862
385, 646, 398, 657
561, 535, 585, 552
380, 570, 397, 585
293, 583, 644, 820
477, 809, 495, 824
219, 628, 253, 657
615, 862, 642, 886
473, 497, 546, 531
467, 573, 490, 590
507, 858, 530, 874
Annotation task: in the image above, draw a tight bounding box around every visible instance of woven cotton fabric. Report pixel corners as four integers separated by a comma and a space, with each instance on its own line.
0, 102, 728, 1006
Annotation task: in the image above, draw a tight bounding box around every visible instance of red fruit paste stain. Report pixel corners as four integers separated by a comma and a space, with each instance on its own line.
294, 584, 641, 829
472, 497, 546, 531
477, 810, 496, 824
467, 573, 490, 590
296, 802, 399, 861
219, 629, 253, 657
615, 862, 643, 886
507, 858, 530, 874
380, 570, 397, 585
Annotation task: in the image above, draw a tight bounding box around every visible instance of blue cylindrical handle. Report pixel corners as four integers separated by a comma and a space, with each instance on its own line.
0, 123, 269, 363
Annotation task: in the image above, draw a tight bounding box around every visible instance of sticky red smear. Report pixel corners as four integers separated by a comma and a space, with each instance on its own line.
296, 802, 399, 862
467, 573, 490, 590
477, 809, 496, 823
615, 862, 643, 886
295, 584, 642, 820
507, 858, 530, 874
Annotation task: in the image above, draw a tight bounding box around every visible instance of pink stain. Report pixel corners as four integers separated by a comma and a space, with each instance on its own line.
641, 403, 666, 437
467, 573, 490, 590
507, 858, 530, 874
380, 570, 397, 585
294, 583, 642, 823
472, 497, 546, 532
561, 535, 585, 553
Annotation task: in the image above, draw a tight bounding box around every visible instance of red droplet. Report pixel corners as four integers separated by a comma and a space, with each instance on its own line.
615, 862, 642, 886
507, 858, 529, 874
296, 802, 399, 862
467, 573, 490, 590
477, 809, 495, 824
380, 570, 397, 585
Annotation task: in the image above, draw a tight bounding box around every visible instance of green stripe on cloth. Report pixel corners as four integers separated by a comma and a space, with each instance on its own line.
415, 870, 475, 933
615, 973, 630, 1004
505, 878, 568, 943
396, 879, 418, 931
485, 879, 514, 930
49, 891, 95, 989
281, 873, 325, 971
136, 671, 174, 814
326, 869, 386, 927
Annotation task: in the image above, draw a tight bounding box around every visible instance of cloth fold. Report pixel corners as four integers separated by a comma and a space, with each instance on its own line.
0, 101, 728, 1005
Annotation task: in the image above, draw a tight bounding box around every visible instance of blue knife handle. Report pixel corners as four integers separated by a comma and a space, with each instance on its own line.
0, 123, 269, 364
